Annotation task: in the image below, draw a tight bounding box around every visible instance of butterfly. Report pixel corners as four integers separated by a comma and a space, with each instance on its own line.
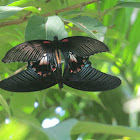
0, 36, 121, 92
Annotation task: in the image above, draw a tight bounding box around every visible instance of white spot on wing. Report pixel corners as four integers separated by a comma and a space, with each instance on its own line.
39, 53, 48, 65
69, 52, 77, 62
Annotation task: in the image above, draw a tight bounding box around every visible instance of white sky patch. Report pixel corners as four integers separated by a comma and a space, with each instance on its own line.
42, 117, 60, 128
55, 107, 65, 116
5, 118, 10, 124
9, 135, 13, 139
123, 97, 140, 113
77, 138, 83, 140
124, 86, 140, 113
135, 42, 140, 56
131, 8, 139, 25
34, 102, 39, 108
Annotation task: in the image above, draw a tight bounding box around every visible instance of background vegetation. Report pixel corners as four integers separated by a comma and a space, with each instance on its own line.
0, 0, 140, 139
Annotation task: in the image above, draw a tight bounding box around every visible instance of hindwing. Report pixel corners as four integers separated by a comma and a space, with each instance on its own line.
63, 56, 121, 91
0, 68, 57, 92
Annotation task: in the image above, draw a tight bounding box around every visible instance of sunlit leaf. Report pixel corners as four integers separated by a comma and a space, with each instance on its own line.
22, 6, 40, 13
7, 0, 34, 6
0, 119, 29, 140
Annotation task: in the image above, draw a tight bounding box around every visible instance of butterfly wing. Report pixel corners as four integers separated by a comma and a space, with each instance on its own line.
61, 36, 109, 57
2, 40, 52, 63
0, 68, 57, 92
63, 58, 121, 91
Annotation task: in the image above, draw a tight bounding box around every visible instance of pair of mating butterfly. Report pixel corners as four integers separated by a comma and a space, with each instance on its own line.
0, 36, 121, 92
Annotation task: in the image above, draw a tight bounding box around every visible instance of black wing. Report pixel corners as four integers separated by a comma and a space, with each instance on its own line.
2, 40, 52, 63
0, 68, 57, 92
61, 36, 109, 57
63, 63, 121, 91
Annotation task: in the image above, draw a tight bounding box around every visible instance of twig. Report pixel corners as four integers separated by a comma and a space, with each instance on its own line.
43, 0, 98, 16
101, 6, 120, 19
97, 0, 102, 21
13, 64, 27, 75
108, 24, 116, 29
0, 0, 98, 28
56, 0, 98, 14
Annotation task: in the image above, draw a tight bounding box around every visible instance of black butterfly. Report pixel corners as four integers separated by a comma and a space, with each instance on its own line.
0, 36, 121, 92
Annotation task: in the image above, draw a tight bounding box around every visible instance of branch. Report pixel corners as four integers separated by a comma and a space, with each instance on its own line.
0, 0, 98, 28
43, 0, 98, 16
0, 12, 32, 28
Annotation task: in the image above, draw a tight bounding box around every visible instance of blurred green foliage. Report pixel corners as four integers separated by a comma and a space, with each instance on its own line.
0, 0, 140, 140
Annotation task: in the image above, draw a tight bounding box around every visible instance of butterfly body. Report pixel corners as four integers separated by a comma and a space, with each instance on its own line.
0, 36, 121, 92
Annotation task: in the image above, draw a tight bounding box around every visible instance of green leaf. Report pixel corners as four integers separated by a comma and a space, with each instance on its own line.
25, 15, 68, 41
7, 0, 34, 6
116, 2, 140, 8
63, 16, 107, 40
22, 6, 40, 13
0, 6, 23, 19
44, 119, 78, 140
0, 6, 40, 19
60, 10, 86, 17
10, 93, 36, 115
0, 94, 11, 117
63, 86, 104, 107
71, 121, 140, 138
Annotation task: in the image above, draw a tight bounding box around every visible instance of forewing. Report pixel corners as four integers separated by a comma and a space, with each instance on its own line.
63, 65, 121, 91
0, 68, 57, 92
61, 36, 109, 57
2, 40, 52, 63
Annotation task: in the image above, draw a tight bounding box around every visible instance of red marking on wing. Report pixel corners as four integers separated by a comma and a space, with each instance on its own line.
61, 39, 69, 42
37, 71, 42, 75
43, 73, 47, 77
43, 41, 51, 44
69, 59, 77, 63
77, 68, 81, 72
33, 67, 36, 70
83, 59, 85, 62
52, 68, 56, 72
